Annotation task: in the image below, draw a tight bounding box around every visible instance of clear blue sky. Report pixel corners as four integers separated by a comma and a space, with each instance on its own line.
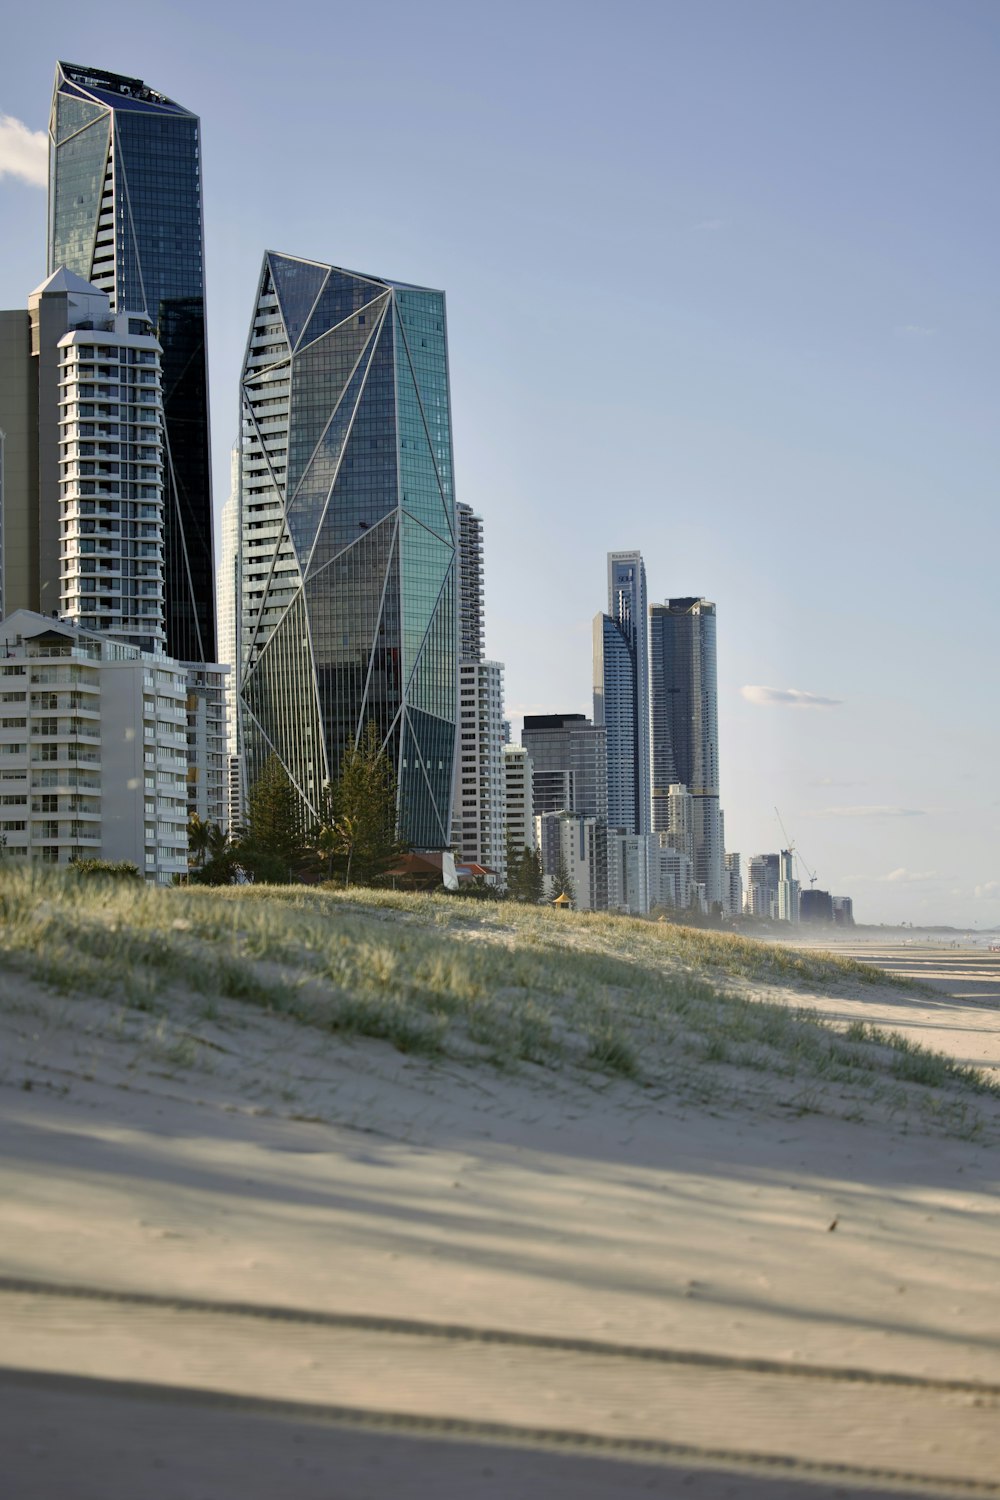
2, 0, 998, 924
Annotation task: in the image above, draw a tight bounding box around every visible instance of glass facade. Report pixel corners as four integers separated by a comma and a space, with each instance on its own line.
239, 253, 457, 847
649, 597, 722, 905
593, 551, 650, 836
48, 63, 215, 663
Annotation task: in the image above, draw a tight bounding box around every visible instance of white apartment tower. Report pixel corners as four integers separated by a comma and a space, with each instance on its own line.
503, 742, 534, 854
453, 501, 506, 883
28, 270, 166, 654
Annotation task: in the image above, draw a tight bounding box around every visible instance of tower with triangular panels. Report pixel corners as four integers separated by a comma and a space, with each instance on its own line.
238, 252, 458, 847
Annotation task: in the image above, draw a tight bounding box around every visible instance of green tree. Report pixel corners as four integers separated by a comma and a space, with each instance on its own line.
243, 754, 305, 875
188, 815, 228, 872
320, 722, 406, 886
506, 842, 544, 903
552, 850, 576, 907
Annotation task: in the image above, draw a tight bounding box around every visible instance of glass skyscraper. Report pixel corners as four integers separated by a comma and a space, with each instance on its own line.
238, 252, 458, 847
48, 62, 215, 662
593, 550, 650, 834
650, 597, 723, 906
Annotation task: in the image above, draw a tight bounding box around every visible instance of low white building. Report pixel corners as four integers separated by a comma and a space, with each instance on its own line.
0, 610, 188, 883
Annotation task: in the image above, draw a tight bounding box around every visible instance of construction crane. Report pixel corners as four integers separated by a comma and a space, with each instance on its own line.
774, 807, 818, 887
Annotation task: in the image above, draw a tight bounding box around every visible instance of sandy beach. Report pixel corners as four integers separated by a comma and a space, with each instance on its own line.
1, 901, 999, 1498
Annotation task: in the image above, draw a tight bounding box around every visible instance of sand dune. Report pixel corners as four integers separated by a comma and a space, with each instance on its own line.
1, 880, 998, 1496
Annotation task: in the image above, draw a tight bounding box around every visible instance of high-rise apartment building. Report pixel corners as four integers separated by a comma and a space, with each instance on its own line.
455, 659, 506, 880
724, 850, 743, 918
238, 252, 458, 846
1, 271, 165, 652
216, 448, 241, 829
521, 713, 608, 823
48, 62, 215, 662
502, 743, 534, 853
650, 597, 723, 907
456, 503, 484, 661
778, 848, 800, 924
452, 502, 506, 882
522, 714, 608, 907
593, 551, 650, 834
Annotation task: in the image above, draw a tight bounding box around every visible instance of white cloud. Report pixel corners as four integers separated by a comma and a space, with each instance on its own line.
0, 114, 47, 188
820, 805, 925, 819
742, 685, 842, 709
879, 868, 936, 883
974, 881, 1000, 900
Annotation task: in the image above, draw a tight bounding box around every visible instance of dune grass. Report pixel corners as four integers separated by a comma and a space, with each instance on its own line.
0, 866, 994, 1129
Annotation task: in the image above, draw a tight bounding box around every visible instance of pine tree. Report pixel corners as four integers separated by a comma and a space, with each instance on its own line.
245, 754, 304, 869
322, 721, 406, 886
553, 850, 576, 907
506, 842, 544, 903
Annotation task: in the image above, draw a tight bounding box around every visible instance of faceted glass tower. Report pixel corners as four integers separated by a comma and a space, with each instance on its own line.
238, 252, 457, 847
48, 62, 215, 662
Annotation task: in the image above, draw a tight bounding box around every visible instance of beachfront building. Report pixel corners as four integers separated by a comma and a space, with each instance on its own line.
593, 550, 650, 835
778, 848, 800, 924
0, 270, 165, 650
832, 896, 855, 926
800, 888, 835, 923
650, 598, 723, 908
184, 664, 227, 829
746, 853, 780, 918
607, 829, 660, 915
535, 809, 606, 911
238, 253, 458, 846
650, 840, 696, 911
455, 658, 506, 884
521, 713, 608, 822
503, 743, 534, 854
0, 609, 187, 882
724, 851, 743, 918
216, 449, 241, 830
48, 61, 215, 663
452, 503, 506, 883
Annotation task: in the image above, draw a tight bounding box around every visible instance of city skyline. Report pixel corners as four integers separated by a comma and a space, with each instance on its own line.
0, 2, 997, 922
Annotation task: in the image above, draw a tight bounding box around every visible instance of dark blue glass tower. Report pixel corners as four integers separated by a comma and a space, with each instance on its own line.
48, 62, 215, 662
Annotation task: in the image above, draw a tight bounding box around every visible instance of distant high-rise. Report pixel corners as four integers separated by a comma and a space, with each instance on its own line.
238, 252, 458, 846
48, 62, 215, 662
593, 551, 650, 834
452, 502, 506, 882
521, 713, 608, 823
650, 597, 722, 907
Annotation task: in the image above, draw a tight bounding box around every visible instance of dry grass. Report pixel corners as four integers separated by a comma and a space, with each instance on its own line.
0, 866, 994, 1133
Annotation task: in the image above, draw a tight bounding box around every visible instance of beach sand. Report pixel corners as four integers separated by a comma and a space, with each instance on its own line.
1, 947, 998, 1497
